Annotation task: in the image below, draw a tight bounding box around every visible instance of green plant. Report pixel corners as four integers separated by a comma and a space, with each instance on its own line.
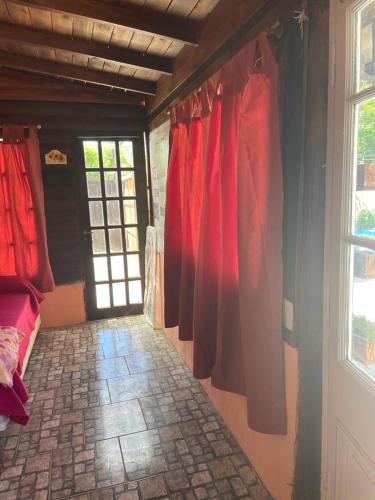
356, 208, 375, 229
83, 142, 133, 169
357, 97, 375, 164
352, 315, 375, 341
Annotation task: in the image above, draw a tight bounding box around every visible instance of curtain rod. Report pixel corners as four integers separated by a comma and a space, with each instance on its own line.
147, 0, 302, 122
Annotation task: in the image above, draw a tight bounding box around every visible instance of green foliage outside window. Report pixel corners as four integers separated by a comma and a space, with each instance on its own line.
356, 208, 375, 229
353, 315, 375, 341
357, 97, 375, 164
83, 142, 133, 169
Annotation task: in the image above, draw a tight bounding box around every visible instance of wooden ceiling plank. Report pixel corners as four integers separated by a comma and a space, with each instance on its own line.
51, 11, 73, 36
118, 65, 137, 78
110, 26, 132, 48
87, 56, 105, 72
188, 0, 219, 20
0, 49, 157, 94
92, 20, 113, 45
7, 0, 200, 45
146, 36, 172, 56
6, 1, 31, 26
0, 1, 10, 21
129, 31, 153, 52
0, 21, 174, 74
53, 47, 73, 65
28, 3, 51, 29
72, 16, 93, 40
167, 0, 199, 17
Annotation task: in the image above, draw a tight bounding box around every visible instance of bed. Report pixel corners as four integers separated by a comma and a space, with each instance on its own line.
0, 276, 43, 430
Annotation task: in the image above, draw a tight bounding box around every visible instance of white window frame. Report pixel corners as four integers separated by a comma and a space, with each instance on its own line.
323, 0, 375, 496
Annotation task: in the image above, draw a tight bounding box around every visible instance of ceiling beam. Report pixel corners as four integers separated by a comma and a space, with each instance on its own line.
0, 50, 157, 94
0, 22, 174, 75
8, 0, 200, 45
0, 68, 146, 105
0, 101, 146, 118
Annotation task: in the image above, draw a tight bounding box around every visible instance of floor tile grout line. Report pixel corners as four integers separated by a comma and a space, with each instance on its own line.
2, 316, 269, 499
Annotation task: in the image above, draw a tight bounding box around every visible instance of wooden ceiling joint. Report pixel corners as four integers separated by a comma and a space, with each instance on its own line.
0, 22, 174, 75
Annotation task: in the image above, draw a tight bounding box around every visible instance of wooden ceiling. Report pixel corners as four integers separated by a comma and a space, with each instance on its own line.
0, 0, 219, 103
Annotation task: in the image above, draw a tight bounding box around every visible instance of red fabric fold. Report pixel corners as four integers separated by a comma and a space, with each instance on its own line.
0, 276, 43, 425
0, 371, 30, 425
0, 125, 54, 292
164, 34, 286, 434
0, 275, 44, 315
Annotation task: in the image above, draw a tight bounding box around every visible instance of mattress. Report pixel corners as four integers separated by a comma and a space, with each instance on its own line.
0, 277, 43, 426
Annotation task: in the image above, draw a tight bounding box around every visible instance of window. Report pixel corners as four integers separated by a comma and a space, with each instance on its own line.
343, 1, 375, 381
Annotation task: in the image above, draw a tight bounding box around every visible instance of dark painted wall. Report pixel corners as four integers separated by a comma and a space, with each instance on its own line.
0, 102, 146, 285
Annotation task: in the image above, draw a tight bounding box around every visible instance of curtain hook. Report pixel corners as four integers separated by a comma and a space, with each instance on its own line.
293, 8, 309, 39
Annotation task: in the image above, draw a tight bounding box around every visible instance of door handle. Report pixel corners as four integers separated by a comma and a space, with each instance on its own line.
83, 230, 92, 236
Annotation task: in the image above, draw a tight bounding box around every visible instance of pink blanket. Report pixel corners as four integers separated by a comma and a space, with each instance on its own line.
0, 276, 43, 425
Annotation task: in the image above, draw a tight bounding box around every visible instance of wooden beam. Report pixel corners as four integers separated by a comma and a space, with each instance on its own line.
0, 68, 146, 105
0, 22, 173, 75
0, 114, 146, 132
8, 0, 200, 45
148, 0, 299, 119
0, 101, 146, 119
0, 50, 156, 94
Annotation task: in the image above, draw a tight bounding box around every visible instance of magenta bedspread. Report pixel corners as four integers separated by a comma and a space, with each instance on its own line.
0, 276, 43, 425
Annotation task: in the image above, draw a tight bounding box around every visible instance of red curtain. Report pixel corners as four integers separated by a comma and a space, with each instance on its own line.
0, 125, 54, 292
164, 35, 286, 434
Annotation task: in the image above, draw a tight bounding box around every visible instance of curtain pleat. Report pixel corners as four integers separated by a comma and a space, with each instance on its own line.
178, 118, 203, 341
193, 98, 222, 378
0, 125, 54, 292
164, 122, 187, 327
236, 37, 286, 434
164, 34, 286, 434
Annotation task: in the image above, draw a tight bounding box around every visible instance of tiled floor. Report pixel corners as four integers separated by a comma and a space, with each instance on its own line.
0, 315, 271, 499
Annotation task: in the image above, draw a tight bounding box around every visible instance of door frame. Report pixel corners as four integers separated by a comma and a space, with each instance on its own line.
74, 134, 149, 320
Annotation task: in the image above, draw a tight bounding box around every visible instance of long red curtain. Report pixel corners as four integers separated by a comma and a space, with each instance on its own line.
164, 35, 286, 434
0, 125, 54, 292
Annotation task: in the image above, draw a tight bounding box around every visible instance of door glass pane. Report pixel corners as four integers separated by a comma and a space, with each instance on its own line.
89, 201, 104, 227
356, 2, 375, 92
91, 229, 106, 254
127, 254, 140, 278
112, 282, 126, 306
125, 227, 139, 251
107, 200, 121, 226
86, 172, 101, 198
111, 255, 125, 280
93, 256, 109, 282
129, 280, 142, 304
121, 171, 136, 197
119, 141, 134, 168
102, 141, 117, 168
96, 284, 110, 309
83, 140, 99, 168
123, 200, 137, 224
104, 171, 119, 197
354, 98, 375, 238
108, 228, 123, 253
350, 245, 375, 381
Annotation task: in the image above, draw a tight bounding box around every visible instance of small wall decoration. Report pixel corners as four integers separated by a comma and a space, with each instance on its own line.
45, 149, 67, 165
